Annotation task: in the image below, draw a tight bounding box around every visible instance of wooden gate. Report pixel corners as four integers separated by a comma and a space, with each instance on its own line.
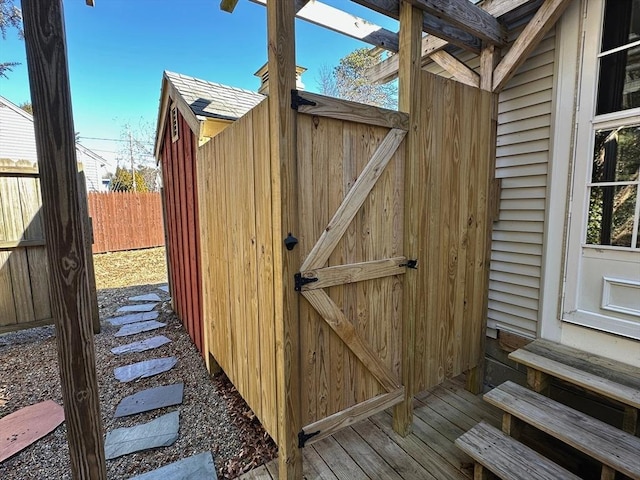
293, 93, 410, 444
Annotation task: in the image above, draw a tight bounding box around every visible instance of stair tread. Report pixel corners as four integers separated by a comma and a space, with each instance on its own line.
509, 339, 640, 408
484, 381, 640, 478
455, 421, 581, 480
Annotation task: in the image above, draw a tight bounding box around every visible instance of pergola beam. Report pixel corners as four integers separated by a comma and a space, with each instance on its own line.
405, 0, 506, 46
365, 0, 534, 85
492, 0, 573, 92
221, 0, 309, 14
430, 50, 480, 88
252, 0, 400, 52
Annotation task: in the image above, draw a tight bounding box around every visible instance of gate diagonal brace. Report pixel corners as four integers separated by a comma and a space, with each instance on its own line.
294, 272, 318, 291
298, 429, 320, 448
291, 89, 317, 110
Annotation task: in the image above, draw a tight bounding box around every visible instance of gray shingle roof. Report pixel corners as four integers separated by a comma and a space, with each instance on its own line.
165, 71, 265, 121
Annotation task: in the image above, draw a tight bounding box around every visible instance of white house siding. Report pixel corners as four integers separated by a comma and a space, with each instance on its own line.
426, 29, 556, 340
0, 101, 38, 162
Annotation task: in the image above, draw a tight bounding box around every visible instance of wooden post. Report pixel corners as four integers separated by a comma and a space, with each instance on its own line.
266, 1, 302, 478
77, 171, 100, 334
466, 44, 500, 395
393, 1, 422, 437
21, 1, 107, 478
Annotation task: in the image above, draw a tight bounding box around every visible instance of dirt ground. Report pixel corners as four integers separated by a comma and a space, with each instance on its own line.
0, 247, 276, 479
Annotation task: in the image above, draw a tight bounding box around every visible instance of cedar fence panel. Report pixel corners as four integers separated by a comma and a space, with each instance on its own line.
88, 192, 164, 254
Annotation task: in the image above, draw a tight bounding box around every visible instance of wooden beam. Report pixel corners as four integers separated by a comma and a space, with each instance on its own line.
430, 50, 480, 87
266, 1, 301, 478
220, 0, 239, 13
393, 0, 422, 438
252, 0, 399, 52
492, 0, 573, 92
480, 43, 499, 91
300, 257, 407, 290
365, 0, 533, 84
85, 0, 94, 5
406, 0, 507, 46
353, 0, 482, 52
21, 0, 106, 478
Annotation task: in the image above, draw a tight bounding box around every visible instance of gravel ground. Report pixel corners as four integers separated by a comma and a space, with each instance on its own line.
0, 247, 276, 479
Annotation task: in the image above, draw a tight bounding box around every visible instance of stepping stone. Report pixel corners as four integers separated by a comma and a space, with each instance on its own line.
115, 383, 184, 418
104, 411, 179, 460
115, 320, 166, 337
158, 285, 169, 293
114, 357, 178, 382
127, 451, 217, 480
0, 400, 64, 462
107, 311, 160, 326
111, 335, 171, 355
129, 293, 162, 302
117, 303, 158, 313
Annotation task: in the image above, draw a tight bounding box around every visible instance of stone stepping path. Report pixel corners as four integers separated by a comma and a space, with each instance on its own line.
0, 400, 64, 462
111, 336, 171, 355
107, 311, 160, 326
117, 303, 158, 313
114, 357, 177, 382
104, 411, 179, 460
115, 383, 184, 418
115, 320, 166, 337
158, 285, 169, 293
127, 451, 217, 480
129, 293, 162, 302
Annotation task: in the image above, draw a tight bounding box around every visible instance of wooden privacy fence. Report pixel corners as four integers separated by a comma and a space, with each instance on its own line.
88, 191, 164, 254
196, 72, 495, 452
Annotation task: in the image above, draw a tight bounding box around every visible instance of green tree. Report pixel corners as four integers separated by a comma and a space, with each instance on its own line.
0, 0, 23, 79
18, 101, 32, 114
110, 167, 149, 192
319, 48, 397, 109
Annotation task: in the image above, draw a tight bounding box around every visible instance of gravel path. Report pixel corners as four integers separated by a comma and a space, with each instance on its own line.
0, 249, 276, 479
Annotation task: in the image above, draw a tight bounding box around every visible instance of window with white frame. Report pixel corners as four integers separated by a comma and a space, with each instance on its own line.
586, 0, 640, 250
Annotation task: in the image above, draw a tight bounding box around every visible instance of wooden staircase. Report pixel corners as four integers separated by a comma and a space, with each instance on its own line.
455, 339, 640, 480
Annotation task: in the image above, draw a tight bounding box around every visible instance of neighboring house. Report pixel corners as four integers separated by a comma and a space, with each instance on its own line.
153, 70, 265, 352
415, 0, 640, 374
0, 95, 107, 192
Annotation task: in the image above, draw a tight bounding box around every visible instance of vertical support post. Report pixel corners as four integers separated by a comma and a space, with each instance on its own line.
526, 368, 551, 395
266, 1, 301, 478
393, 0, 422, 437
21, 0, 107, 478
467, 44, 500, 395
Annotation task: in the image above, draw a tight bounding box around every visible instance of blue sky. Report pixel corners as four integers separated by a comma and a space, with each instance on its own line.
0, 0, 397, 171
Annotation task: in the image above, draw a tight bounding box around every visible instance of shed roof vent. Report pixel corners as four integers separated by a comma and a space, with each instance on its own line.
254, 62, 306, 95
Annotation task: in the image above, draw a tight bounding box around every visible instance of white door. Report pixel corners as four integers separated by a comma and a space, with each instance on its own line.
564, 0, 640, 340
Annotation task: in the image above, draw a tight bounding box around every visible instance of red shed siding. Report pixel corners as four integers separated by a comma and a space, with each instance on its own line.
160, 109, 203, 354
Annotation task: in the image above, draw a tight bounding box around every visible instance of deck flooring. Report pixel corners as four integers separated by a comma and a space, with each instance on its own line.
239, 377, 502, 480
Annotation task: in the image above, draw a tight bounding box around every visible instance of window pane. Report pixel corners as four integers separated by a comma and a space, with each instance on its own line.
587, 185, 637, 247
592, 126, 640, 182
597, 45, 640, 114
601, 0, 640, 52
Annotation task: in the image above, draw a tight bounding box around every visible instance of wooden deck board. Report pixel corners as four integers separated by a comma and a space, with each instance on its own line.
239, 377, 502, 480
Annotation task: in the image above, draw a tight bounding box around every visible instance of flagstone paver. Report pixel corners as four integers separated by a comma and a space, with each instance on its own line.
129, 293, 162, 302
107, 311, 160, 326
114, 357, 178, 382
158, 285, 169, 293
115, 320, 166, 337
117, 303, 158, 313
111, 336, 172, 355
104, 411, 179, 460
115, 383, 184, 418
127, 451, 217, 480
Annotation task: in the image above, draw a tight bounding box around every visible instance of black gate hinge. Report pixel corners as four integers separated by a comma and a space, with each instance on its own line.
400, 259, 418, 269
294, 272, 318, 291
291, 89, 317, 110
298, 429, 320, 448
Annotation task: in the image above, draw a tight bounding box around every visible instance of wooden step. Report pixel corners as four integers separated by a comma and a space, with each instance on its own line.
456, 421, 581, 480
509, 338, 640, 433
484, 381, 640, 479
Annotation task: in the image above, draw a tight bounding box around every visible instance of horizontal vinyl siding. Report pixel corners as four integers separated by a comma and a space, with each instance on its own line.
425, 30, 555, 339
0, 104, 38, 162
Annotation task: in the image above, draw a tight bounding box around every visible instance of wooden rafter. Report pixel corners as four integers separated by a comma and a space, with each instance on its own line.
251, 0, 399, 52
366, 0, 533, 84
222, 0, 309, 14
430, 50, 480, 87
405, 0, 506, 46
85, 0, 94, 5
492, 0, 573, 92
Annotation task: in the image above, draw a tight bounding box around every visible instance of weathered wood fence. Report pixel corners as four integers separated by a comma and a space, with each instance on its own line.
88, 192, 164, 254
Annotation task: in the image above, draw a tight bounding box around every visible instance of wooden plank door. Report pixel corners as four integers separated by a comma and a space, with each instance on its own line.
293, 92, 409, 446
